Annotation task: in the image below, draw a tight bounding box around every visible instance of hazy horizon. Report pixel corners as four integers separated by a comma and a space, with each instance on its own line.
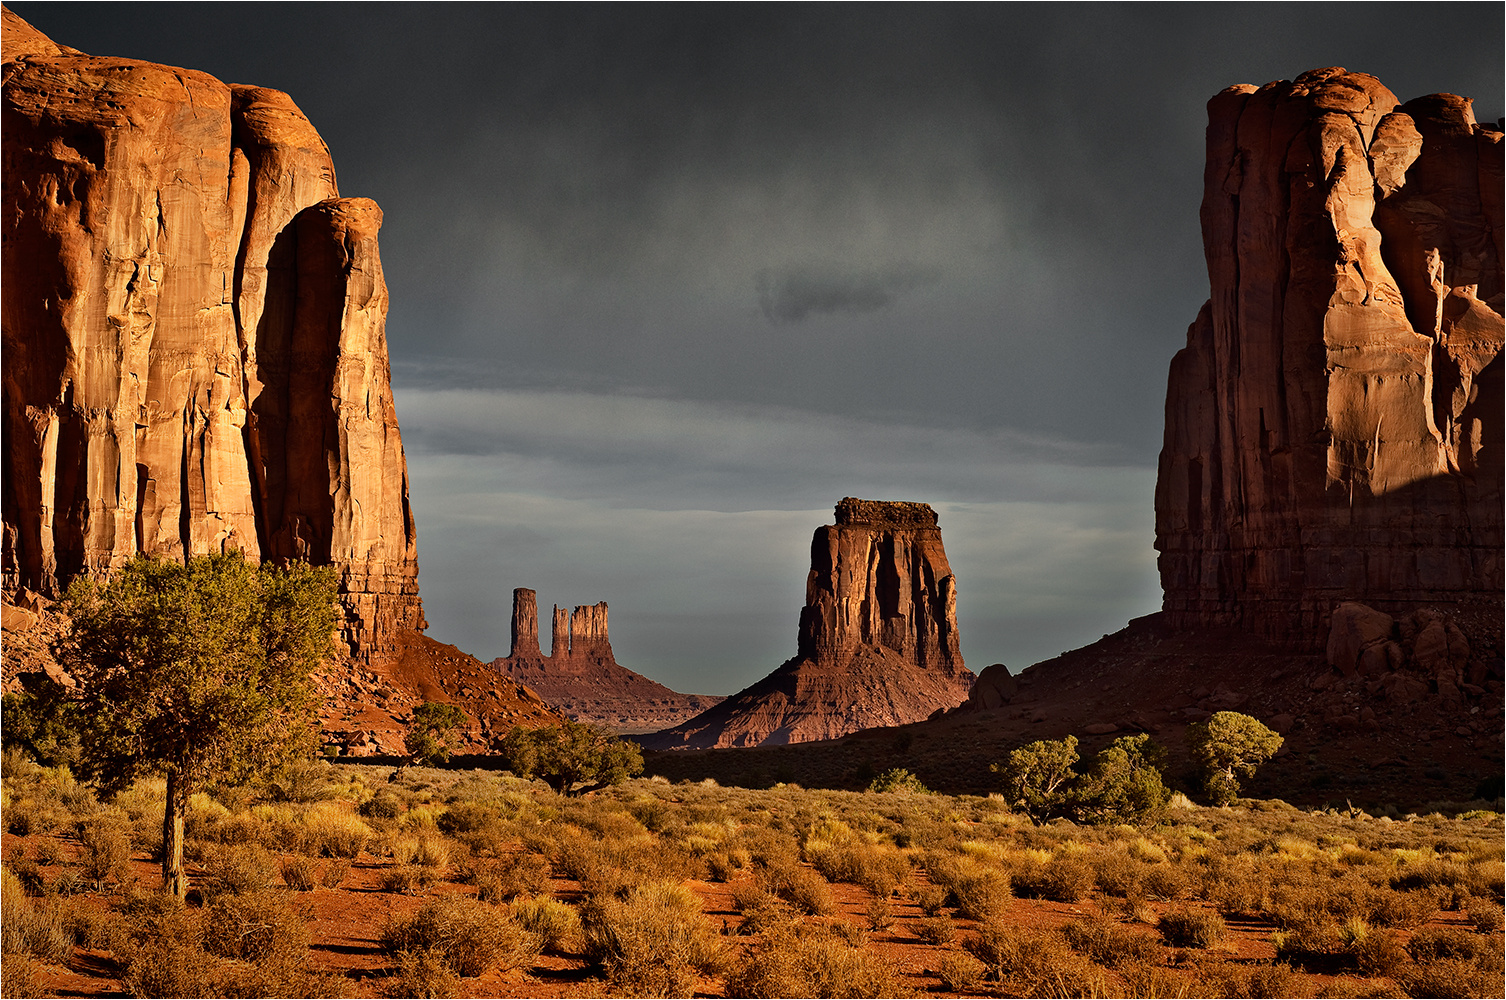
16, 3, 1503, 695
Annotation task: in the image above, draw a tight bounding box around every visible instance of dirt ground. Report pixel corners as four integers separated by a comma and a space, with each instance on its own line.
4, 813, 1474, 999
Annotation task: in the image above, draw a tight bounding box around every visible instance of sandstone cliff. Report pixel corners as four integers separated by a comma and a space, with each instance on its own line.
644, 498, 975, 749
0, 9, 421, 659
1155, 68, 1504, 642
492, 589, 722, 732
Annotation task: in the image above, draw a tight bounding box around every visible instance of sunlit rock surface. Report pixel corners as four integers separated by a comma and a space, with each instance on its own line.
1156, 68, 1503, 641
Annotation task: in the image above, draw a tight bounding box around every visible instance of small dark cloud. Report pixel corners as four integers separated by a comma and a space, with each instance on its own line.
755, 264, 941, 324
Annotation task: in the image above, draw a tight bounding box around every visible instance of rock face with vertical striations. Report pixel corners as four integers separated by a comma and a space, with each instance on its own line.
1155, 68, 1503, 643
492, 589, 722, 733
0, 8, 422, 659
643, 498, 974, 749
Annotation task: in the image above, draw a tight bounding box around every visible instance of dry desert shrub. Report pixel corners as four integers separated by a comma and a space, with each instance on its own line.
360, 789, 406, 822
199, 842, 277, 900
1061, 914, 1161, 967
1398, 923, 1505, 996
1092, 850, 1144, 898
299, 804, 373, 858
1157, 907, 1227, 948
76, 817, 132, 889
473, 850, 551, 903
1140, 861, 1190, 900
726, 923, 902, 999
909, 883, 948, 916
915, 914, 957, 945
0, 952, 47, 999
1036, 854, 1095, 902
513, 894, 582, 954
1, 868, 72, 965
381, 863, 436, 894
965, 922, 1106, 997
759, 861, 837, 916
706, 848, 748, 882
937, 950, 987, 992
435, 801, 501, 837
383, 946, 460, 999
202, 889, 310, 965
280, 853, 321, 891
925, 851, 1011, 920
1363, 884, 1436, 929
381, 894, 540, 978
1350, 926, 1408, 978
108, 884, 346, 999
1119, 960, 1196, 998
1214, 960, 1314, 999
864, 894, 895, 931
581, 880, 730, 998
1467, 899, 1505, 934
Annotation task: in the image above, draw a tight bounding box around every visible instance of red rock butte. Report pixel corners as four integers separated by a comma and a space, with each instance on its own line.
643, 498, 975, 749
1155, 68, 1503, 643
491, 589, 722, 732
0, 8, 422, 660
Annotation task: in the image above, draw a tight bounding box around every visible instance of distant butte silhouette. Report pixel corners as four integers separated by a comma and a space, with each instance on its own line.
642, 498, 976, 750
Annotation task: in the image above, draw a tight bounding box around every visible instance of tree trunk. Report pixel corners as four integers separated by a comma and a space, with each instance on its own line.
162, 768, 188, 897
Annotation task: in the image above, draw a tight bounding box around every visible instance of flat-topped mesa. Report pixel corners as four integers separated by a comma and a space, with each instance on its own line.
0, 9, 422, 660
494, 591, 721, 732
1155, 68, 1504, 643
644, 498, 974, 750
799, 498, 963, 672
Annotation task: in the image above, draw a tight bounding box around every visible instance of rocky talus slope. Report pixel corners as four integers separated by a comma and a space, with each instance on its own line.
643, 498, 975, 750
1, 7, 419, 660
490, 589, 722, 733
1156, 68, 1503, 641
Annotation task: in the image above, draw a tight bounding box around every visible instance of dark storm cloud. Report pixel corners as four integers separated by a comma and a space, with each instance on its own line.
12, 2, 1503, 687
755, 264, 941, 324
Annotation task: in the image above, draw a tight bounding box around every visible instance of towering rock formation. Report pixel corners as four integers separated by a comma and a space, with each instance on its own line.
1156, 68, 1503, 642
644, 498, 974, 749
0, 9, 422, 658
493, 589, 722, 732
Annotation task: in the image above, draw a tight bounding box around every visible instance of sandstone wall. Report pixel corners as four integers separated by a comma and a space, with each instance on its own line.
1155, 68, 1504, 642
0, 10, 422, 658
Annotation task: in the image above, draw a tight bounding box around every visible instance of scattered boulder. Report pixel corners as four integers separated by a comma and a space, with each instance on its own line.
955, 663, 1018, 712
1327, 603, 1397, 677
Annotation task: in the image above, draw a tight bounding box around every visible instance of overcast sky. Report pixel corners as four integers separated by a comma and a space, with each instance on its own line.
18, 4, 1503, 695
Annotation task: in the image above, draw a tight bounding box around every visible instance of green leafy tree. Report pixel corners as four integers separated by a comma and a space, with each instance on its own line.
404, 701, 468, 766
1186, 711, 1283, 805
1074, 734, 1171, 825
55, 552, 337, 896
1, 673, 83, 767
992, 735, 1080, 823
499, 721, 643, 796
867, 767, 931, 794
